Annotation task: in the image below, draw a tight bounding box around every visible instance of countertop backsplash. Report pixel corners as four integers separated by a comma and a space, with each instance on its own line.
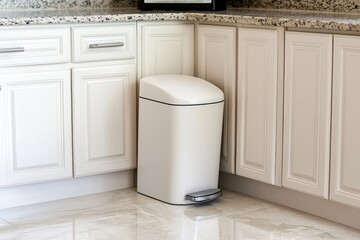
0, 0, 358, 13
231, 0, 360, 13
0, 0, 137, 10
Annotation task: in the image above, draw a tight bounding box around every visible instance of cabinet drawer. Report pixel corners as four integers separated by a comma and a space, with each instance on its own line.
72, 24, 136, 63
0, 28, 71, 67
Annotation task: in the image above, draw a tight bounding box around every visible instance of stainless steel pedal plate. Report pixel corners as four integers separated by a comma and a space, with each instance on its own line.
185, 189, 222, 203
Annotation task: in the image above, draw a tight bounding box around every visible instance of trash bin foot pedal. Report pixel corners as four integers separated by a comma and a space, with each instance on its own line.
185, 189, 222, 203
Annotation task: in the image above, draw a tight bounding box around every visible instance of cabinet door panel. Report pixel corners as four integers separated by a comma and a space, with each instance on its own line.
72, 65, 136, 176
283, 32, 332, 198
331, 35, 360, 208
138, 23, 194, 78
197, 25, 236, 174
236, 28, 278, 184
0, 71, 72, 187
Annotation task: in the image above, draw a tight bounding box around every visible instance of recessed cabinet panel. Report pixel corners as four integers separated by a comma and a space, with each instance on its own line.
283, 32, 332, 198
87, 77, 125, 160
72, 65, 136, 177
138, 23, 194, 78
197, 25, 236, 174
236, 28, 278, 184
331, 35, 360, 208
0, 71, 72, 187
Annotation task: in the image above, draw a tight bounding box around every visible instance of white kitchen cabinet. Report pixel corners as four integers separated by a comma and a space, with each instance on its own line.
0, 70, 72, 187
72, 64, 136, 177
330, 35, 360, 208
236, 28, 278, 185
138, 22, 194, 79
72, 24, 136, 63
282, 32, 332, 198
196, 24, 236, 174
0, 28, 71, 67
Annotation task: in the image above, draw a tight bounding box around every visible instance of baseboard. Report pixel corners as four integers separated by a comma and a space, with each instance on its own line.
0, 170, 135, 210
219, 172, 360, 230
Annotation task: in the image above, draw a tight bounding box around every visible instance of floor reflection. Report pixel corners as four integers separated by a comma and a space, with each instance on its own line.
0, 188, 359, 240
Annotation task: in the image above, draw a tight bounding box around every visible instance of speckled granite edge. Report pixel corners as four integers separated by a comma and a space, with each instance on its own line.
1, 9, 360, 32
185, 12, 360, 32
0, 12, 187, 26
1, 0, 360, 13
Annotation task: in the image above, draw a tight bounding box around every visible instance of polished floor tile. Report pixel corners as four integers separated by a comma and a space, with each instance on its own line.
0, 219, 11, 228
0, 188, 359, 240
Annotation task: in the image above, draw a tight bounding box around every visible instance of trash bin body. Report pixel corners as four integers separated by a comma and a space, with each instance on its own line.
137, 75, 224, 205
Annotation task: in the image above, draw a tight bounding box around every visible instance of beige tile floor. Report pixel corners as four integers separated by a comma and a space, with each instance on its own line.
0, 188, 359, 240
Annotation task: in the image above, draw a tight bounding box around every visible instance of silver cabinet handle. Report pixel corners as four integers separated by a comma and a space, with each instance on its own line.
89, 42, 124, 49
0, 47, 25, 53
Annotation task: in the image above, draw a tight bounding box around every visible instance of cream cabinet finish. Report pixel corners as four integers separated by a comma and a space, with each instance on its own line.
72, 24, 136, 63
138, 22, 194, 78
0, 28, 71, 67
72, 64, 136, 177
196, 25, 236, 174
330, 35, 360, 208
0, 70, 72, 187
236, 28, 278, 184
283, 32, 332, 198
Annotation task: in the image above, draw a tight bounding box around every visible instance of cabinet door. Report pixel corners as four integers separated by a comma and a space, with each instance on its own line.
72, 65, 136, 177
236, 28, 278, 184
197, 25, 236, 174
138, 23, 194, 79
331, 35, 360, 208
0, 70, 72, 187
283, 32, 332, 198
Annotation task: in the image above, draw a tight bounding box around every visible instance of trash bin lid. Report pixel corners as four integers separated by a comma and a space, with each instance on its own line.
139, 75, 224, 105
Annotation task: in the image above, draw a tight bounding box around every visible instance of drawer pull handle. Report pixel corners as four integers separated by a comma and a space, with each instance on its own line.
89, 42, 124, 49
0, 47, 25, 53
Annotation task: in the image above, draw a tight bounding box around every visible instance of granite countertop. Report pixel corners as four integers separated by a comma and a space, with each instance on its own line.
1, 7, 360, 32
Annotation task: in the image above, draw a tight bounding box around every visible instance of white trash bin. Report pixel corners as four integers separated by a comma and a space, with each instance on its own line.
137, 75, 224, 205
